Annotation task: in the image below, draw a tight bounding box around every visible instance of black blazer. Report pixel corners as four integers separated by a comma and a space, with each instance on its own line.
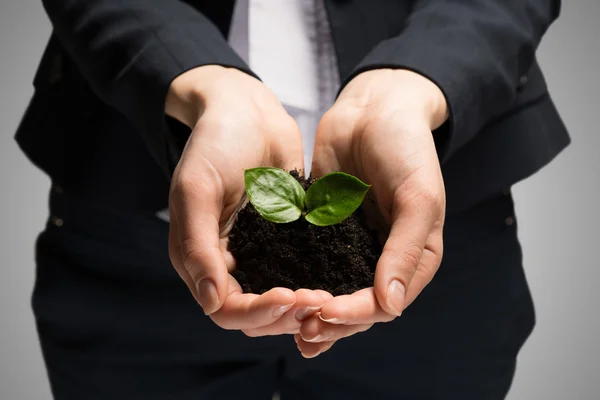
16, 0, 570, 214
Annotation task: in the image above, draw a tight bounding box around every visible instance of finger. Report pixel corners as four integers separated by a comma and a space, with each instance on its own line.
310, 118, 339, 178
210, 282, 296, 330
168, 209, 204, 306
374, 196, 437, 316
311, 142, 340, 178
295, 335, 336, 358
311, 106, 357, 178
242, 289, 324, 337
404, 230, 443, 307
314, 289, 334, 302
317, 287, 395, 325
300, 313, 373, 343
269, 113, 306, 173
220, 235, 237, 273
170, 157, 230, 315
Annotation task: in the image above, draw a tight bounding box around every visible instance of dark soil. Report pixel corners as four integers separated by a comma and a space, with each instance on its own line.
229, 171, 382, 296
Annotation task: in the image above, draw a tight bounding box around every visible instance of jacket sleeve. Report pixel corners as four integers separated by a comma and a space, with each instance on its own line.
344, 0, 561, 162
42, 0, 256, 176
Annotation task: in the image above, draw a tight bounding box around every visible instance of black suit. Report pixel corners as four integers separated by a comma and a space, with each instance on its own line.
19, 1, 568, 399
17, 0, 569, 213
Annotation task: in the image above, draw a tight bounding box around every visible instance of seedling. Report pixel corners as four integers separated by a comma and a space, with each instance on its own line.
244, 167, 370, 226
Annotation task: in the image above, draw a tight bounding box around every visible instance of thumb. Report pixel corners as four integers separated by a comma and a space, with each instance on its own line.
270, 116, 305, 175
310, 123, 342, 178
311, 143, 340, 178
169, 160, 230, 315
374, 199, 433, 316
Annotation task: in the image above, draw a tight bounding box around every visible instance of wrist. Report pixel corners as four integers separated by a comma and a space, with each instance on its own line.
404, 70, 449, 131
165, 65, 229, 128
340, 69, 449, 131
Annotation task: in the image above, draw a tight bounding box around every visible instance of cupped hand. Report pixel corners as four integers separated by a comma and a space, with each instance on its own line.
296, 69, 449, 356
166, 66, 322, 334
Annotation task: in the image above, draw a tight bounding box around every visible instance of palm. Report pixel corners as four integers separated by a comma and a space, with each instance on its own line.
314, 107, 443, 235
169, 99, 326, 335
209, 109, 304, 267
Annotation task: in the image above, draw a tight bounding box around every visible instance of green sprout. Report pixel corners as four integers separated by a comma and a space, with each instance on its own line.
244, 167, 370, 226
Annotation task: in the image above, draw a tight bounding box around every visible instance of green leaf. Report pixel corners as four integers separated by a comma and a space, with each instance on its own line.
244, 167, 306, 223
305, 172, 370, 226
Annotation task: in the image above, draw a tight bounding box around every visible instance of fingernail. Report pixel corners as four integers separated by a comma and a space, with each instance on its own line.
386, 279, 405, 316
319, 315, 345, 324
302, 351, 322, 359
295, 306, 322, 321
304, 334, 328, 343
196, 279, 219, 315
273, 303, 295, 318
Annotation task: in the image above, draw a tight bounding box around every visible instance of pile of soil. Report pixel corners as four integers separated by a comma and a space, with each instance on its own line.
229, 171, 382, 296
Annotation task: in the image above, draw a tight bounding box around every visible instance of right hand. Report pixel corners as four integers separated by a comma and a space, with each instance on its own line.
166, 66, 324, 334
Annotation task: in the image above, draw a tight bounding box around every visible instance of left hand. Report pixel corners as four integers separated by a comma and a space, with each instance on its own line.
295, 69, 449, 357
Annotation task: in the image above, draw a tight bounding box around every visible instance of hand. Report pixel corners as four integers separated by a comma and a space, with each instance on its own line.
296, 69, 448, 356
166, 66, 323, 334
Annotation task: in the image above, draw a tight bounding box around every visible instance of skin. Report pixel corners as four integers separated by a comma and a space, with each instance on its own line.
296, 69, 449, 355
166, 66, 323, 335
166, 65, 448, 356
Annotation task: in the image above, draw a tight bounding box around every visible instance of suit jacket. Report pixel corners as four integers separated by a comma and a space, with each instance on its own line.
16, 0, 570, 214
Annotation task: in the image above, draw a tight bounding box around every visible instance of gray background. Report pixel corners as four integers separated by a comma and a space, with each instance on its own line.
0, 1, 598, 399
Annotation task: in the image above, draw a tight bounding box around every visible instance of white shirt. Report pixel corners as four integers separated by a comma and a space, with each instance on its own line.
158, 0, 339, 221
229, 0, 340, 173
